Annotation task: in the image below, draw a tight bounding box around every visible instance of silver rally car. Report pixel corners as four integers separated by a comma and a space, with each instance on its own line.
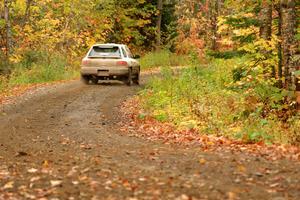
81, 43, 140, 86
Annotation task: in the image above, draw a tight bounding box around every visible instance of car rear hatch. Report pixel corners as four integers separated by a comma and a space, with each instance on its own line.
83, 45, 123, 67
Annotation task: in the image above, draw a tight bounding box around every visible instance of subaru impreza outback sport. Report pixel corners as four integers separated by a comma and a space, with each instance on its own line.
81, 44, 140, 86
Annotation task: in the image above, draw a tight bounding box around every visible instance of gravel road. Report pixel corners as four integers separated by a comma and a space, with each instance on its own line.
0, 79, 299, 200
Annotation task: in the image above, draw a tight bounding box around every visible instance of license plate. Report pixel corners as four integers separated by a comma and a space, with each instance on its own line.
98, 70, 109, 76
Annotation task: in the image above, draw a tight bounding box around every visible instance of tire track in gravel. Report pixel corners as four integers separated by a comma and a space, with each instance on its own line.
0, 79, 299, 200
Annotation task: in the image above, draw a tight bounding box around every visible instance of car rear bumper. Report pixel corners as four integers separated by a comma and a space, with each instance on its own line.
81, 66, 129, 76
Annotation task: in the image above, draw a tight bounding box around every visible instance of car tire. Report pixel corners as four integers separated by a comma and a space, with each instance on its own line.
133, 69, 140, 85
127, 68, 133, 86
91, 78, 98, 84
81, 75, 90, 84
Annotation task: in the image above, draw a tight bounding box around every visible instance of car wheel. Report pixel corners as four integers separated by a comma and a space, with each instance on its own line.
91, 78, 98, 84
133, 70, 140, 85
81, 75, 90, 84
127, 68, 133, 86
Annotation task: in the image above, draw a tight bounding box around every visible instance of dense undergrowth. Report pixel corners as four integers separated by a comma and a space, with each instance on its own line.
140, 50, 188, 70
0, 51, 79, 93
139, 56, 300, 145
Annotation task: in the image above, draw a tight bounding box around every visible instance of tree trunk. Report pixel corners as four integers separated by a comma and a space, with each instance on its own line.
259, 0, 274, 77
275, 3, 283, 87
24, 0, 33, 26
156, 0, 163, 50
260, 0, 272, 40
281, 0, 296, 89
204, 0, 210, 47
210, 0, 219, 51
4, 0, 11, 58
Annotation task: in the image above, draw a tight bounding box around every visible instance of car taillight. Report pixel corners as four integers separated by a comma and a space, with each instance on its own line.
82, 59, 90, 65
117, 61, 128, 66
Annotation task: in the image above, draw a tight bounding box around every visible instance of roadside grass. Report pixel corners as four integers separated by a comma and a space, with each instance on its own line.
0, 52, 79, 96
140, 50, 188, 70
0, 76, 7, 93
9, 56, 78, 85
139, 57, 300, 145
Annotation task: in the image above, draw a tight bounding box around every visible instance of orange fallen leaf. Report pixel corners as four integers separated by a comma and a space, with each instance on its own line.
227, 192, 237, 200
3, 181, 14, 189
50, 180, 62, 187
199, 158, 206, 164
27, 168, 38, 173
237, 165, 246, 173
42, 160, 49, 168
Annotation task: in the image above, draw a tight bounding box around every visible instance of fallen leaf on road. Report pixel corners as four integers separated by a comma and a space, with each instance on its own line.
79, 175, 88, 181
27, 168, 38, 173
138, 177, 146, 182
175, 194, 189, 200
270, 183, 280, 188
3, 181, 14, 189
80, 144, 92, 150
42, 160, 49, 168
72, 181, 79, 185
15, 151, 28, 157
237, 165, 246, 173
50, 180, 62, 187
227, 192, 238, 200
199, 158, 206, 165
67, 166, 78, 177
30, 176, 40, 182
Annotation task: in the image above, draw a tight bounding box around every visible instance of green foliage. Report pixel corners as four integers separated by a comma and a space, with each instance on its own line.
234, 119, 274, 144
140, 50, 188, 70
295, 70, 300, 77
140, 57, 300, 144
9, 52, 78, 85
0, 52, 9, 74
102, 0, 157, 51
161, 1, 178, 50
0, 76, 7, 93
225, 17, 260, 29
20, 51, 44, 69
232, 65, 247, 82
207, 50, 246, 59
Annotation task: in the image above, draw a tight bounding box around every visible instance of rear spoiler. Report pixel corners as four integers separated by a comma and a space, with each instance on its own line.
88, 56, 121, 59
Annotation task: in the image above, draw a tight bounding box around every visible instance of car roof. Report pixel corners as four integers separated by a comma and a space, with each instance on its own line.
93, 43, 125, 47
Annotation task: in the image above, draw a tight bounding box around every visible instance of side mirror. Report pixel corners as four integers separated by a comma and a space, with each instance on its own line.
133, 55, 141, 59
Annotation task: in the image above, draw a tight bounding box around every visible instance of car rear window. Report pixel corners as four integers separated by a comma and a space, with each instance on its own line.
89, 46, 121, 58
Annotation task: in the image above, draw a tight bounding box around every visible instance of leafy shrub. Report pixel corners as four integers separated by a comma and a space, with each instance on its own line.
232, 66, 247, 82
20, 50, 45, 69
140, 50, 188, 70
9, 52, 78, 86
0, 52, 11, 75
207, 50, 246, 59
0, 76, 8, 92
140, 57, 300, 145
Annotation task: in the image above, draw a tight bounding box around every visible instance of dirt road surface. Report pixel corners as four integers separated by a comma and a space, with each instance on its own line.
0, 79, 300, 200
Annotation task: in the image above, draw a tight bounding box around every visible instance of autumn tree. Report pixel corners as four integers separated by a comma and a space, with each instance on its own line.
260, 0, 272, 40
281, 0, 297, 89
3, 0, 10, 58
103, 0, 157, 51
156, 0, 163, 49
210, 0, 220, 51
24, 0, 33, 26
275, 1, 284, 85
175, 0, 208, 55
